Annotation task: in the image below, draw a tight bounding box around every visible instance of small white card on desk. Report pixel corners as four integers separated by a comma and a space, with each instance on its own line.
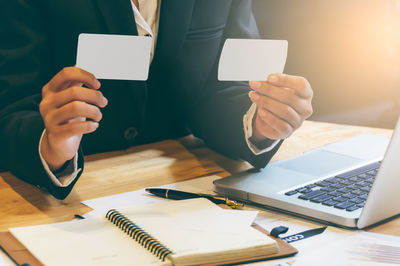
218, 39, 288, 81
76, 33, 152, 80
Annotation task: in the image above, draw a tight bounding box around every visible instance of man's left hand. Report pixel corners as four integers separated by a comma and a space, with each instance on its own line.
249, 74, 313, 142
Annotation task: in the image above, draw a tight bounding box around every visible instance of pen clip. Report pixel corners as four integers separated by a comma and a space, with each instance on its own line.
225, 199, 244, 209
202, 194, 244, 209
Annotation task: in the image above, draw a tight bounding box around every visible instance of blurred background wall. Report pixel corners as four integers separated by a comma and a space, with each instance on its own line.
253, 0, 400, 129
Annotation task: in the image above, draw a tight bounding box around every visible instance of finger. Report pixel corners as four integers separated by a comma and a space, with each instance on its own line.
52, 121, 99, 139
249, 82, 312, 117
47, 86, 108, 109
254, 115, 282, 140
249, 91, 302, 129
255, 108, 294, 139
266, 74, 313, 99
249, 81, 301, 108
250, 80, 295, 95
46, 101, 102, 127
45, 67, 101, 93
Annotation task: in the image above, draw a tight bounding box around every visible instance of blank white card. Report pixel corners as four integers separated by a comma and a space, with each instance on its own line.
76, 33, 152, 80
218, 39, 288, 81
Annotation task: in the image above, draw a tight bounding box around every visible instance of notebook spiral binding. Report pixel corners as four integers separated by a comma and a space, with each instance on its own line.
106, 209, 173, 261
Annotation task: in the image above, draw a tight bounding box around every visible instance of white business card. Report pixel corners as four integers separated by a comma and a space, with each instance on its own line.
76, 33, 152, 80
218, 39, 288, 81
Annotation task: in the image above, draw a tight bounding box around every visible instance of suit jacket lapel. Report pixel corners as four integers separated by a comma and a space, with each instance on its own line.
94, 0, 146, 129
92, 0, 196, 127
94, 0, 138, 35
153, 0, 195, 63
94, 0, 195, 65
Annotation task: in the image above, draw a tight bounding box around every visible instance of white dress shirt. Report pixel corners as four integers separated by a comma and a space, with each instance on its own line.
39, 0, 280, 187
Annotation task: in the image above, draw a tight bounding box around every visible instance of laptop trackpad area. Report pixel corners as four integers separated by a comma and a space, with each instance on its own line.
223, 150, 365, 195
274, 149, 364, 177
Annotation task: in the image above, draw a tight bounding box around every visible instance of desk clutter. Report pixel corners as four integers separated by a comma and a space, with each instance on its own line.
4, 198, 296, 266
1, 174, 400, 265
1, 122, 399, 265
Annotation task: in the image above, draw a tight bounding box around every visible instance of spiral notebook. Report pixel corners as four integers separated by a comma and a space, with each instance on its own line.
7, 199, 296, 265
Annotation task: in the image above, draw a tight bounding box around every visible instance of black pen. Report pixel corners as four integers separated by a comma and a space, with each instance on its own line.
145, 188, 244, 208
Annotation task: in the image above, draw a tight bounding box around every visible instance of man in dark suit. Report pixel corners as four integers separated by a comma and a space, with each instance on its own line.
0, 0, 313, 200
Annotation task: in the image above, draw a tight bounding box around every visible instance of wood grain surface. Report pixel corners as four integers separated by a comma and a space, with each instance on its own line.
1, 120, 398, 235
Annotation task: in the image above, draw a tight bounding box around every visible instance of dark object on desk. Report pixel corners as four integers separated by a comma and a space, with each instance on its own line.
74, 214, 85, 220
0, 245, 31, 266
0, 233, 40, 266
282, 227, 327, 243
146, 188, 244, 208
0, 245, 19, 266
270, 226, 327, 244
270, 226, 289, 238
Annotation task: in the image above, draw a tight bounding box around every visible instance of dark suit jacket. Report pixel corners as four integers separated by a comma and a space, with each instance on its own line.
0, 0, 282, 200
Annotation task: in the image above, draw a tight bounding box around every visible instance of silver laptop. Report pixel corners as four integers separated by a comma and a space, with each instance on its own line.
214, 119, 400, 229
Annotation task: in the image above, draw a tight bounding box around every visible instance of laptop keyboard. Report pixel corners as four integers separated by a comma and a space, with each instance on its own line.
284, 161, 381, 212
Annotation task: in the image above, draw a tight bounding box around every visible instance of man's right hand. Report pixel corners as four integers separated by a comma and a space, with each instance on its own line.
39, 67, 108, 171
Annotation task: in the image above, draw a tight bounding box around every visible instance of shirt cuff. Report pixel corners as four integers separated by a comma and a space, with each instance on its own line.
243, 103, 281, 155
38, 130, 81, 187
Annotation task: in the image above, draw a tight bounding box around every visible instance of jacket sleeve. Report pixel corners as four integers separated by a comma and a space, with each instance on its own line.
0, 0, 83, 199
187, 0, 282, 169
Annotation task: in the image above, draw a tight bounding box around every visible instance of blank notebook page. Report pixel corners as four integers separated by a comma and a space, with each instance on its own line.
121, 199, 277, 265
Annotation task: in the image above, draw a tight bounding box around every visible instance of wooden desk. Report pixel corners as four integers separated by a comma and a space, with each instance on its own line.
1, 121, 399, 236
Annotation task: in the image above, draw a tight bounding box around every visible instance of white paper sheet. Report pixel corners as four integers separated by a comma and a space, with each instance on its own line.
218, 39, 288, 81
81, 175, 220, 217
